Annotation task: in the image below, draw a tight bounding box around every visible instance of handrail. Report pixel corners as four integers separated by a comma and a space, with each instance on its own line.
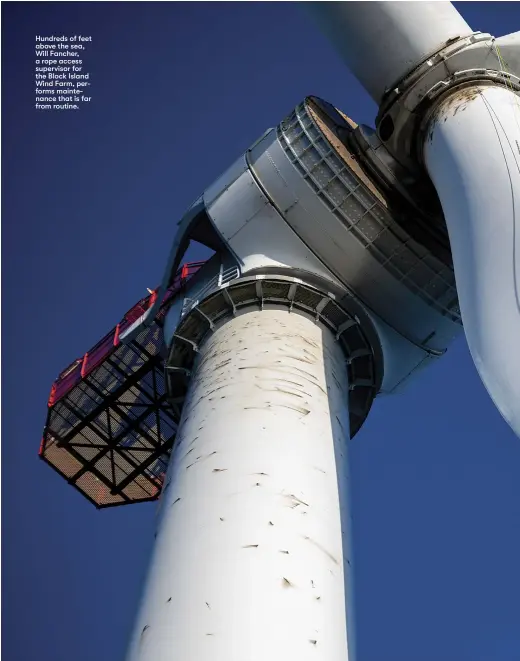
180, 265, 240, 318
47, 261, 205, 407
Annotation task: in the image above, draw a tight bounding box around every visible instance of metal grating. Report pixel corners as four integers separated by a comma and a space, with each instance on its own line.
167, 274, 383, 439
226, 282, 258, 304
277, 97, 461, 324
39, 262, 205, 508
261, 281, 292, 300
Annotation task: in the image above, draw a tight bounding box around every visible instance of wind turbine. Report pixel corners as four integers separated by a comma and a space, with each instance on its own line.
39, 3, 519, 660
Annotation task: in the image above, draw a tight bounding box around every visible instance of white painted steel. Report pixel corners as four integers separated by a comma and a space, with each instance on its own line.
424, 85, 520, 438
495, 32, 520, 75
306, 1, 472, 104
204, 153, 343, 287
126, 308, 355, 661
364, 311, 437, 396
248, 128, 460, 353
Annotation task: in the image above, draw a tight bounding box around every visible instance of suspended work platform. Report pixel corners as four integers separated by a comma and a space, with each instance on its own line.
39, 262, 205, 509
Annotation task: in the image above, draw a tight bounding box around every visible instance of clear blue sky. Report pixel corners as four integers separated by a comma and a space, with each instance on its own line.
3, 3, 520, 660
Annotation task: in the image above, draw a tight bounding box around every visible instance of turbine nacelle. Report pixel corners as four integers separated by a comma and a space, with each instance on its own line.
308, 1, 520, 438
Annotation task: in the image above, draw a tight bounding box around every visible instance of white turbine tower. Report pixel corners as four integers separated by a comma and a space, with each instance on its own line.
117, 3, 520, 660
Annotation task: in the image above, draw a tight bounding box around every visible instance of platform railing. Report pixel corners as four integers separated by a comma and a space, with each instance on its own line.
47, 261, 206, 408
180, 264, 240, 318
